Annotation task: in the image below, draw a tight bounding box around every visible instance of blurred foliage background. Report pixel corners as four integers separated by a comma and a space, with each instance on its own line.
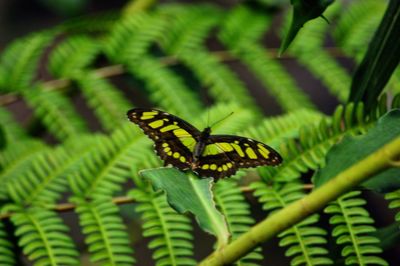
1, 0, 400, 265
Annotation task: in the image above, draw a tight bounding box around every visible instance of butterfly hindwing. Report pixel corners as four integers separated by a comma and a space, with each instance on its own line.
200, 135, 282, 178
194, 153, 237, 180
154, 139, 192, 170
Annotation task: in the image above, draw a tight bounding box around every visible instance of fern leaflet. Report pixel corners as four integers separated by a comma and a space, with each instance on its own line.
219, 5, 315, 111
23, 87, 88, 141
0, 221, 15, 266
334, 0, 386, 57
104, 12, 165, 62
5, 136, 98, 205
75, 72, 133, 132
0, 107, 27, 143
68, 126, 154, 198
242, 109, 324, 148
0, 140, 47, 200
259, 100, 394, 183
325, 191, 388, 265
251, 182, 332, 265
0, 32, 54, 92
48, 35, 100, 78
8, 205, 79, 266
130, 189, 196, 266
385, 189, 400, 225
72, 197, 135, 266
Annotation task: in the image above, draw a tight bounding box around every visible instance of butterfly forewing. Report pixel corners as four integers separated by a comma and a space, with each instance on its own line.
127, 108, 201, 142
127, 108, 200, 170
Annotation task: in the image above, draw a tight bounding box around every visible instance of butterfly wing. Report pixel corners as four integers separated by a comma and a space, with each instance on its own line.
194, 135, 282, 180
127, 108, 200, 170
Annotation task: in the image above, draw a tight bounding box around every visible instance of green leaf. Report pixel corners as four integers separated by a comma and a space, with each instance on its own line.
140, 167, 230, 248
372, 222, 400, 250
313, 109, 400, 189
349, 0, 400, 111
280, 0, 334, 55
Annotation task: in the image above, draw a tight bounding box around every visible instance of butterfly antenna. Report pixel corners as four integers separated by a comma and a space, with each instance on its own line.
207, 108, 210, 127
210, 112, 234, 128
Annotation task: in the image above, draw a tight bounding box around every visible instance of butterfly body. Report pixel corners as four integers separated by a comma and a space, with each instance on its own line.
193, 127, 211, 164
127, 108, 282, 180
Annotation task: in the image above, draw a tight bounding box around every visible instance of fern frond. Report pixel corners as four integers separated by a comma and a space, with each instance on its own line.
385, 189, 400, 225
0, 32, 54, 92
242, 109, 324, 148
23, 87, 88, 141
6, 148, 70, 205
72, 197, 135, 266
5, 136, 97, 205
158, 5, 220, 54
214, 180, 263, 266
0, 106, 27, 143
297, 50, 352, 102
130, 189, 196, 266
251, 182, 332, 265
104, 12, 165, 62
0, 221, 15, 266
68, 125, 155, 199
334, 0, 386, 57
325, 191, 388, 266
158, 7, 259, 110
75, 72, 133, 132
48, 35, 100, 78
219, 5, 315, 111
174, 47, 260, 111
9, 205, 79, 266
259, 100, 392, 182
0, 140, 47, 199
238, 44, 316, 111
104, 11, 204, 117
218, 5, 271, 47
125, 56, 203, 118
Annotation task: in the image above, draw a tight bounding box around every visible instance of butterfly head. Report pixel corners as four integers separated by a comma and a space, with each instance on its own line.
200, 127, 211, 140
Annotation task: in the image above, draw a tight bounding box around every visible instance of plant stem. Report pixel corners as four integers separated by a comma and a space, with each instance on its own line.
199, 136, 400, 266
123, 0, 157, 15
0, 196, 135, 220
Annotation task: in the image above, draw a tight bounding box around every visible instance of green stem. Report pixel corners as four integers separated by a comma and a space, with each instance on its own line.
274, 189, 313, 266
199, 136, 400, 266
122, 0, 157, 15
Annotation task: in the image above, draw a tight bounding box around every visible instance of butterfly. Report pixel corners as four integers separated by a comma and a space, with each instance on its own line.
127, 108, 282, 180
